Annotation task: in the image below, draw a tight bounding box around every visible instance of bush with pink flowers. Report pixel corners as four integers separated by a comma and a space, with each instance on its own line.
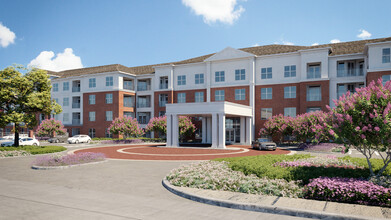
145, 115, 196, 141
108, 116, 144, 139
36, 118, 67, 137
303, 177, 391, 207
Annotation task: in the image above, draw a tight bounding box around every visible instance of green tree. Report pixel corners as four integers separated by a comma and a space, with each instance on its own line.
0, 66, 62, 146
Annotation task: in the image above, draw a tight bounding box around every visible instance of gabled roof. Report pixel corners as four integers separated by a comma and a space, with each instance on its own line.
48, 36, 391, 78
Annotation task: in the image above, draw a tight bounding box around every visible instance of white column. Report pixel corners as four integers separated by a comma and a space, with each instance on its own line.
211, 114, 218, 148
166, 114, 172, 147
218, 114, 226, 149
202, 117, 207, 143
240, 117, 245, 144
206, 62, 211, 102
250, 57, 256, 141
206, 116, 212, 143
246, 117, 252, 145
172, 114, 179, 147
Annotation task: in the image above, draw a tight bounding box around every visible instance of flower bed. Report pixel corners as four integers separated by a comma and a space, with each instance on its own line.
298, 143, 344, 153
0, 150, 31, 157
32, 152, 105, 167
304, 177, 391, 207
274, 155, 364, 169
166, 161, 303, 198
0, 145, 66, 155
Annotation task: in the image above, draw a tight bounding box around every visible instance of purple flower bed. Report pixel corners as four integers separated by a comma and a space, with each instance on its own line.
32, 152, 105, 166
299, 143, 344, 152
303, 177, 391, 207
101, 139, 143, 145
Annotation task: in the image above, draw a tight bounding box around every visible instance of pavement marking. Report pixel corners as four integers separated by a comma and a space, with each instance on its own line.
117, 146, 250, 156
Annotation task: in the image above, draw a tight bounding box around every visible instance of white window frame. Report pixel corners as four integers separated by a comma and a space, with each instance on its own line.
235, 69, 245, 81
177, 75, 186, 86
63, 82, 69, 91
261, 67, 272, 79
307, 64, 321, 79
284, 65, 296, 78
53, 83, 58, 92
177, 93, 186, 103
63, 113, 69, 122
195, 73, 204, 84
284, 86, 296, 99
261, 88, 272, 100
235, 89, 245, 100
215, 71, 225, 82
106, 93, 113, 104
89, 78, 96, 88
159, 94, 168, 107
215, 90, 225, 101
284, 107, 296, 117
106, 111, 113, 121
89, 95, 96, 105
63, 97, 69, 106
261, 108, 272, 120
382, 75, 391, 86
383, 48, 391, 63
106, 76, 113, 87
307, 86, 321, 101
195, 92, 204, 102
89, 112, 96, 121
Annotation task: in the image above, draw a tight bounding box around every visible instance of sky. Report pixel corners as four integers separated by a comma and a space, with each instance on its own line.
0, 0, 391, 72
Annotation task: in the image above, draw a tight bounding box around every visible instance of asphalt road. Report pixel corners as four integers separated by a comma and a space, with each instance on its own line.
0, 152, 306, 220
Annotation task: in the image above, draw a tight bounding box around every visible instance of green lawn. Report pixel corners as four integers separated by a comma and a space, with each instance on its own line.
0, 145, 67, 155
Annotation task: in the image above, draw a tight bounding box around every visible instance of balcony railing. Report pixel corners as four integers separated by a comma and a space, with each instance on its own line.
123, 82, 134, 90
137, 84, 151, 91
137, 102, 151, 108
72, 87, 80, 92
159, 101, 167, 107
159, 83, 168, 90
138, 117, 150, 124
72, 119, 81, 125
337, 68, 365, 77
72, 103, 80, 108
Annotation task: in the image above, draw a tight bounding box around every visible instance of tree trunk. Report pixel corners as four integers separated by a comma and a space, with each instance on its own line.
14, 125, 19, 147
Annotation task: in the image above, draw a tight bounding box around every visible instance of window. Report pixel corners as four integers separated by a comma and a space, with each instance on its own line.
124, 96, 133, 107
159, 94, 168, 107
177, 93, 186, 103
137, 96, 150, 108
284, 86, 296, 99
284, 107, 296, 117
215, 71, 225, 82
106, 76, 113, 86
261, 88, 272, 100
261, 108, 272, 120
195, 74, 204, 84
284, 65, 296, 78
106, 93, 113, 104
307, 107, 321, 113
383, 48, 391, 63
72, 80, 80, 92
235, 69, 245, 80
72, 97, 81, 108
89, 112, 95, 121
235, 89, 245, 100
89, 95, 95, 105
105, 128, 112, 138
123, 79, 133, 90
63, 97, 69, 106
215, 90, 225, 101
382, 75, 391, 86
89, 78, 96, 88
195, 92, 204, 102
106, 111, 113, 121
177, 75, 186, 86
261, 67, 272, 79
138, 112, 150, 124
63, 113, 69, 122
160, 76, 168, 89
89, 128, 96, 138
53, 83, 58, 92
53, 114, 60, 120
307, 86, 321, 101
63, 82, 69, 91
307, 64, 321, 79
54, 98, 59, 104
159, 111, 166, 117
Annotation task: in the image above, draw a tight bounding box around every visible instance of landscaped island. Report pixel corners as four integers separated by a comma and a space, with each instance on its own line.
0, 145, 66, 157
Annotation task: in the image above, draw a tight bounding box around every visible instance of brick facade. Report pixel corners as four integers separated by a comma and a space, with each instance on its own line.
366, 71, 391, 85
210, 86, 250, 106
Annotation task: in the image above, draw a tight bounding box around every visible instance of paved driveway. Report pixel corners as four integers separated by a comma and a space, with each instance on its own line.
0, 155, 306, 220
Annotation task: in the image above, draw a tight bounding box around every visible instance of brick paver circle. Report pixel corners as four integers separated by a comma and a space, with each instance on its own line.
73, 144, 290, 161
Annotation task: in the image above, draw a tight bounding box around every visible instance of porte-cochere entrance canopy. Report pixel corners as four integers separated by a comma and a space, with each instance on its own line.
165, 102, 253, 148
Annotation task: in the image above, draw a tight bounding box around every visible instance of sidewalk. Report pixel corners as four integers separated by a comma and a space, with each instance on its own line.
163, 179, 391, 220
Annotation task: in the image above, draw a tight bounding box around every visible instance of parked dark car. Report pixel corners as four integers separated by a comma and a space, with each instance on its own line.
252, 138, 277, 151
48, 133, 69, 143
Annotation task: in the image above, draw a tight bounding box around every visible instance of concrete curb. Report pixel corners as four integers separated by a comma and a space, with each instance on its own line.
31, 159, 107, 170
162, 179, 379, 220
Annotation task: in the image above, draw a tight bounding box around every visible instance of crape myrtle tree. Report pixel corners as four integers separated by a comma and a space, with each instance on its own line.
145, 115, 196, 141
108, 116, 144, 139
329, 78, 391, 177
0, 66, 62, 146
36, 118, 67, 138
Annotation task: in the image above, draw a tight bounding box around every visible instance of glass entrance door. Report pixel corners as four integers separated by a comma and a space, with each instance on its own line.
226, 129, 235, 143
225, 117, 240, 144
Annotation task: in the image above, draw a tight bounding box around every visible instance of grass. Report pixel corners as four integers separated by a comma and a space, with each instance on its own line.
0, 145, 67, 155
214, 154, 391, 184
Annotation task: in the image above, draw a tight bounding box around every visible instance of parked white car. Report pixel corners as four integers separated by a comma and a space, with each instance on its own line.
67, 135, 91, 144
1, 137, 40, 147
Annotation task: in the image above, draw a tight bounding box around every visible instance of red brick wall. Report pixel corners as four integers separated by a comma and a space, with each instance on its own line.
366, 71, 391, 85
173, 89, 207, 103
82, 91, 135, 137
254, 80, 329, 138
210, 85, 250, 106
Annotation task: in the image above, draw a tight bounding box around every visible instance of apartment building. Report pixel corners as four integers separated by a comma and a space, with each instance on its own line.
3, 37, 390, 144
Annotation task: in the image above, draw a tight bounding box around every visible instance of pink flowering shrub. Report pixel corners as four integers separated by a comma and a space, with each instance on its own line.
32, 152, 105, 166
274, 155, 363, 170
330, 78, 391, 177
259, 114, 294, 142
303, 177, 391, 207
36, 118, 67, 137
108, 116, 144, 139
145, 116, 196, 141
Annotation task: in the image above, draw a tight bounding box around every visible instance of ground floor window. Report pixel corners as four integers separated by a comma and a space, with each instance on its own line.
72, 128, 80, 136
261, 108, 272, 120
89, 128, 96, 138
105, 128, 113, 138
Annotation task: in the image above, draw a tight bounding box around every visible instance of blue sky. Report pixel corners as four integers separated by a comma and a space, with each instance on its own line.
0, 0, 390, 71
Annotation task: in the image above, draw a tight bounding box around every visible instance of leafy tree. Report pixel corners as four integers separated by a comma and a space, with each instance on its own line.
0, 66, 62, 146
36, 118, 67, 138
108, 116, 144, 139
330, 78, 391, 177
145, 115, 196, 141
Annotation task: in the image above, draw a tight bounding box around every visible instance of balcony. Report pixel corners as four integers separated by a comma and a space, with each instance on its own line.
72, 119, 81, 125
72, 80, 81, 92
123, 80, 134, 90
72, 103, 80, 108
137, 102, 151, 108
337, 68, 365, 77
138, 84, 151, 91
123, 96, 134, 108
72, 87, 80, 92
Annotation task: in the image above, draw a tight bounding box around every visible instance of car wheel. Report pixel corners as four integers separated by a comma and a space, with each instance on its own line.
75, 140, 79, 144
33, 143, 37, 146
56, 139, 59, 143
87, 139, 90, 143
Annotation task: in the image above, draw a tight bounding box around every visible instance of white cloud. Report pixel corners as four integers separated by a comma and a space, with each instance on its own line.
182, 0, 245, 25
252, 43, 259, 47
330, 39, 341, 44
0, 22, 16, 48
28, 48, 83, 72
274, 40, 294, 45
312, 43, 319, 46
357, 29, 372, 39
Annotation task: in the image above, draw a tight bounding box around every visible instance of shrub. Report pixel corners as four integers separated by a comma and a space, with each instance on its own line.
32, 152, 105, 166
274, 155, 363, 169
36, 118, 67, 137
298, 143, 344, 153
0, 145, 66, 155
369, 175, 391, 188
0, 150, 30, 157
166, 161, 303, 198
101, 139, 143, 145
108, 116, 144, 139
303, 177, 391, 207
145, 116, 196, 141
